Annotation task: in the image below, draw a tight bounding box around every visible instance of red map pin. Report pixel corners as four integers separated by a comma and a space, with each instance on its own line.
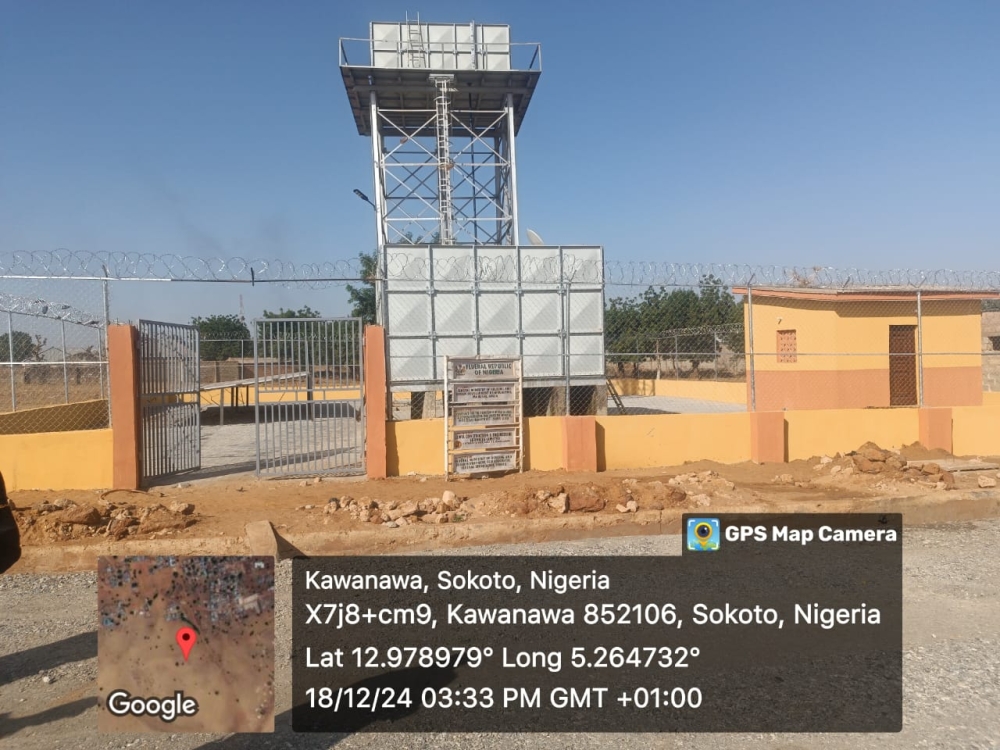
176, 627, 198, 661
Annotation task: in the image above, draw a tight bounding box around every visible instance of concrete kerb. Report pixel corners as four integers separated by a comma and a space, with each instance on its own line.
245, 520, 280, 558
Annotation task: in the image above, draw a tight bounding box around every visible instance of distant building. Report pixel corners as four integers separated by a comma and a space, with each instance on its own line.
735, 287, 996, 410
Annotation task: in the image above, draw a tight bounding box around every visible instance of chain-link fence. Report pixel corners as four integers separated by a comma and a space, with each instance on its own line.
601, 283, 1000, 417
5, 249, 1000, 425
0, 278, 110, 433
375, 256, 1000, 419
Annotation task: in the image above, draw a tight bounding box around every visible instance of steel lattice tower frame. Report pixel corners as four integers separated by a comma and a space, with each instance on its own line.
340, 21, 541, 321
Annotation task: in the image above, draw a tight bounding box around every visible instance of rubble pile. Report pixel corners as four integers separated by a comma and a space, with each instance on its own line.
314, 490, 467, 528
13, 496, 199, 543
846, 442, 956, 490
304, 474, 708, 529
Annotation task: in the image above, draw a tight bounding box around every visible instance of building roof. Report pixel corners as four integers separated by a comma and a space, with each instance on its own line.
731, 286, 1000, 302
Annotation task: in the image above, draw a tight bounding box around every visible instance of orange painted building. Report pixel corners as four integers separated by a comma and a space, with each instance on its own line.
734, 287, 997, 411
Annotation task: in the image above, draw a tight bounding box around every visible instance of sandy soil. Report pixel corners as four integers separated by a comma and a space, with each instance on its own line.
9, 440, 1000, 574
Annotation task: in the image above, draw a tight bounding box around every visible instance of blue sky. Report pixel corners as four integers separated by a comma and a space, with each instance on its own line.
2, 1, 998, 321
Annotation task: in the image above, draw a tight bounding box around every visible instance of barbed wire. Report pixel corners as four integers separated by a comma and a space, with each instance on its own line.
4, 249, 1000, 290
0, 291, 106, 327
646, 323, 744, 339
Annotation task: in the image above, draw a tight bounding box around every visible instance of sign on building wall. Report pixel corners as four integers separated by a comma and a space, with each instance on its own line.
444, 356, 522, 479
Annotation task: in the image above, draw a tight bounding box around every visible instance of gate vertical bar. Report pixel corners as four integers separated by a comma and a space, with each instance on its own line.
358, 317, 365, 475
194, 324, 201, 466
254, 322, 261, 477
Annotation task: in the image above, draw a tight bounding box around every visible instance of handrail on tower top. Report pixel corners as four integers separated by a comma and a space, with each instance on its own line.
338, 36, 542, 72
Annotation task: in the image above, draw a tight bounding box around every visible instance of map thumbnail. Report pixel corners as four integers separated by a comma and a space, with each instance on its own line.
97, 556, 275, 733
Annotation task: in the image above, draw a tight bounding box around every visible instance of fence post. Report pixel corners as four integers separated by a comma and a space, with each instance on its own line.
364, 325, 387, 479
7, 312, 15, 412
747, 285, 756, 412
108, 324, 142, 490
916, 290, 924, 407
61, 320, 69, 404
564, 281, 571, 416
102, 275, 111, 423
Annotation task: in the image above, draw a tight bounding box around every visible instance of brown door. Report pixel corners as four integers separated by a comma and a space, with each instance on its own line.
889, 325, 917, 406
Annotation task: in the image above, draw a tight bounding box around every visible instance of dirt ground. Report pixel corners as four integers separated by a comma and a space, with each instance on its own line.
10, 440, 1000, 573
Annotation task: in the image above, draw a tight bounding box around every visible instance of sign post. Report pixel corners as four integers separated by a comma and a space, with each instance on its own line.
444, 356, 523, 480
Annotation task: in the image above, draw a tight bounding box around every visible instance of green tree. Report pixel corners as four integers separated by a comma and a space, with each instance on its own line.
346, 251, 378, 324
697, 274, 745, 357
0, 330, 37, 362
604, 296, 643, 376
603, 277, 744, 378
190, 314, 251, 361
261, 305, 322, 320
257, 306, 324, 364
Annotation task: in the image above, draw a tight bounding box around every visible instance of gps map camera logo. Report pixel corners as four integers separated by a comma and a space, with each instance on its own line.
687, 518, 720, 552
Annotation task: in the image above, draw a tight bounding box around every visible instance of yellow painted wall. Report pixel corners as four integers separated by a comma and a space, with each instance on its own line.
609, 379, 656, 396
595, 413, 751, 470
0, 399, 109, 435
609, 379, 745, 403
921, 300, 982, 368
382, 404, 1000, 475
953, 405, 1000, 457
387, 419, 443, 475
524, 417, 564, 471
983, 392, 1000, 406
784, 408, 919, 461
744, 298, 982, 372
389, 391, 443, 402
0, 428, 114, 491
386, 417, 565, 476
652, 379, 745, 403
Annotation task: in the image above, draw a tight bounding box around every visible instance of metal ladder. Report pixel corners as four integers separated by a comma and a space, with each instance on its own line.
432, 74, 455, 244
607, 378, 626, 414
405, 13, 426, 68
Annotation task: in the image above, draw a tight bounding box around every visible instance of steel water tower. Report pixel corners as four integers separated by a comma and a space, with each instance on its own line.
341, 19, 605, 416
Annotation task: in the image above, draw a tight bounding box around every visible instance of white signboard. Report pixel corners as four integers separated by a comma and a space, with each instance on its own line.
453, 405, 518, 426
452, 383, 518, 404
445, 356, 523, 479
453, 428, 518, 450
450, 358, 518, 381
453, 450, 518, 474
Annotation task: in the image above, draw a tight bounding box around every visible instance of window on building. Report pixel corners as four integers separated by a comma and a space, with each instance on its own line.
777, 329, 797, 363
990, 336, 1000, 352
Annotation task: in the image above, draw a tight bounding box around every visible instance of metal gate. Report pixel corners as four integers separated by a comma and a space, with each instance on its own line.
138, 320, 201, 483
254, 317, 364, 476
